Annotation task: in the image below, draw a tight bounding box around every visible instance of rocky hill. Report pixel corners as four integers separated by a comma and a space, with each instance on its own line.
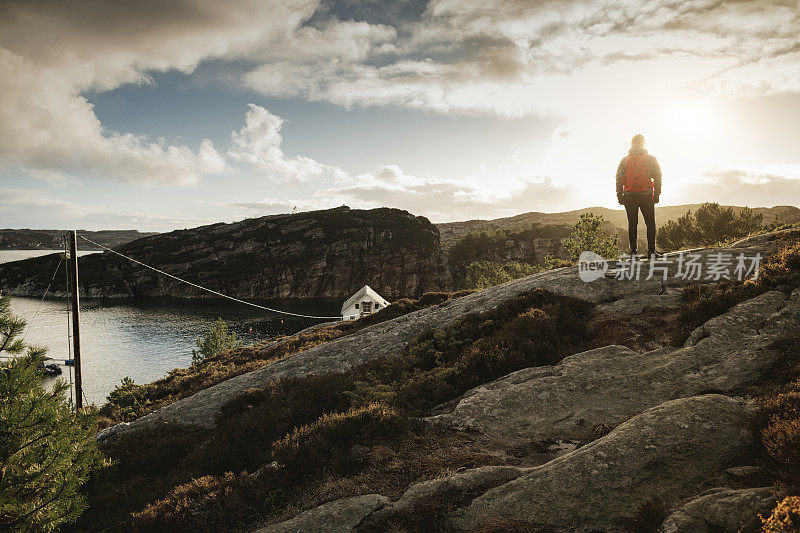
436, 204, 800, 249
87, 229, 800, 533
0, 228, 157, 250
0, 207, 452, 300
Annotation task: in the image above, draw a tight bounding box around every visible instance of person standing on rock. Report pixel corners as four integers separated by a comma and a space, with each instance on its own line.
616, 134, 662, 259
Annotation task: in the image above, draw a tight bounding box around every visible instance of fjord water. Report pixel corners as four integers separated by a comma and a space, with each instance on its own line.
1, 250, 337, 405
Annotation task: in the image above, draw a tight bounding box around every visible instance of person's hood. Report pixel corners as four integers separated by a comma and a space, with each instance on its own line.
628, 147, 648, 155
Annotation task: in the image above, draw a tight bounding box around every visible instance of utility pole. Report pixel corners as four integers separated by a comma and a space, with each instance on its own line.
67, 230, 83, 410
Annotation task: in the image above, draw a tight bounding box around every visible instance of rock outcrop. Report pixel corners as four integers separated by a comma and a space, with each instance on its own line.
429, 289, 800, 445
448, 395, 753, 532
125, 233, 786, 431
255, 494, 390, 533
0, 207, 452, 300
658, 487, 777, 533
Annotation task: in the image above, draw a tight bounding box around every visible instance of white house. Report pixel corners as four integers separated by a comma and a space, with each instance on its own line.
341, 285, 390, 321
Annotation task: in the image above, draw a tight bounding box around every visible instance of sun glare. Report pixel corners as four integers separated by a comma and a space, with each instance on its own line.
669, 99, 715, 134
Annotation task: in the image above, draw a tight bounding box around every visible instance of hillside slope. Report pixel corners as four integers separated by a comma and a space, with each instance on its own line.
437, 204, 800, 248
0, 207, 452, 300
89, 229, 800, 533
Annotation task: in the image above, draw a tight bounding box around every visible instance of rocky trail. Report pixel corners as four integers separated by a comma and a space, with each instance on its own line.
113, 230, 796, 532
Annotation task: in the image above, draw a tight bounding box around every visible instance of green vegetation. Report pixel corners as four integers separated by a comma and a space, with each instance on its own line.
673, 234, 800, 344
0, 296, 104, 532
448, 224, 569, 267
458, 260, 542, 289
563, 213, 620, 261
75, 288, 592, 532
191, 319, 241, 365
657, 203, 764, 251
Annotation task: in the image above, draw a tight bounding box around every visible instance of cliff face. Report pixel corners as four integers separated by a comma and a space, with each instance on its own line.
444, 224, 572, 281
0, 207, 452, 300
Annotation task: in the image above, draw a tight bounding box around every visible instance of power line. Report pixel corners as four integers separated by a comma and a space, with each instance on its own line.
76, 234, 341, 320
21, 253, 64, 335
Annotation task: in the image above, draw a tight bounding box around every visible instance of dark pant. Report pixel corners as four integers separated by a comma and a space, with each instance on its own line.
623, 194, 655, 253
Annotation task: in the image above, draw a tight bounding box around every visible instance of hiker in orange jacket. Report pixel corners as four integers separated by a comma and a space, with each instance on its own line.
616, 134, 662, 258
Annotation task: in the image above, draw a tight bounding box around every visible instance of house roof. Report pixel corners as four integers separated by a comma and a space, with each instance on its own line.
341, 285, 389, 313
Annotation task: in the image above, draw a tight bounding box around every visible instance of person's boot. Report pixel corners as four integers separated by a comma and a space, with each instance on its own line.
629, 250, 639, 261
648, 250, 663, 259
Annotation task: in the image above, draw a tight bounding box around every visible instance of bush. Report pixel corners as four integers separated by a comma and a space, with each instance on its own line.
192, 319, 241, 365
447, 224, 569, 273
189, 373, 356, 474
272, 403, 410, 477
0, 296, 105, 533
459, 260, 542, 290
657, 203, 764, 251
762, 496, 800, 532
132, 404, 409, 532
563, 213, 619, 261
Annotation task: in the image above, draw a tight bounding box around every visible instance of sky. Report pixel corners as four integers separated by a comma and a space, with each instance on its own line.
0, 0, 799, 231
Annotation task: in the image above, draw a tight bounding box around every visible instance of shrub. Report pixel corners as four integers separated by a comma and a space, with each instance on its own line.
272, 403, 410, 477
68, 423, 206, 532
0, 296, 104, 532
192, 319, 241, 365
761, 496, 800, 532
132, 404, 410, 532
459, 260, 542, 289
188, 373, 356, 474
656, 203, 764, 251
563, 213, 619, 261
762, 417, 800, 479
447, 224, 570, 273
105, 376, 150, 422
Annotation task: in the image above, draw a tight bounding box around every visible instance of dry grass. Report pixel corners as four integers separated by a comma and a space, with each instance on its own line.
585, 306, 678, 352
761, 496, 800, 532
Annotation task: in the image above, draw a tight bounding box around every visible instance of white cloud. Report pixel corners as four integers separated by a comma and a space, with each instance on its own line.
241, 0, 800, 116
225, 164, 571, 222
680, 168, 800, 207
0, 188, 218, 231
227, 104, 347, 183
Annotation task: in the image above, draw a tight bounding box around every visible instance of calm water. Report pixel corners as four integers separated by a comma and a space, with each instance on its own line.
1, 250, 337, 405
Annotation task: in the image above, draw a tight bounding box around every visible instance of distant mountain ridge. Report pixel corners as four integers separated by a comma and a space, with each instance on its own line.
436, 204, 800, 249
0, 229, 158, 250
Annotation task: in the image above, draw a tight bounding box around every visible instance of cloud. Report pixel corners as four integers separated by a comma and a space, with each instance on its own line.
227, 104, 347, 183
0, 0, 333, 185
0, 189, 73, 209
241, 0, 800, 116
685, 168, 800, 206
225, 164, 571, 222
0, 188, 218, 231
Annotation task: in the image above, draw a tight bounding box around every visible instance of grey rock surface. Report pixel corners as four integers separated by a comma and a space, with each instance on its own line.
658, 487, 777, 533
361, 465, 527, 528
430, 289, 800, 444
254, 494, 389, 533
448, 395, 753, 532
129, 240, 782, 430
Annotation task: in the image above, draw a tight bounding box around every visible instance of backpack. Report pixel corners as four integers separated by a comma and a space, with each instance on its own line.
623, 154, 653, 193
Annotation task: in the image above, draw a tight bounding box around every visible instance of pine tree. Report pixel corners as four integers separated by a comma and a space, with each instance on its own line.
563, 213, 620, 261
0, 295, 104, 532
191, 318, 242, 365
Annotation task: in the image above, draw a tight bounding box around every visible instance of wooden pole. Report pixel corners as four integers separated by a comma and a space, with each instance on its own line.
67, 231, 83, 410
